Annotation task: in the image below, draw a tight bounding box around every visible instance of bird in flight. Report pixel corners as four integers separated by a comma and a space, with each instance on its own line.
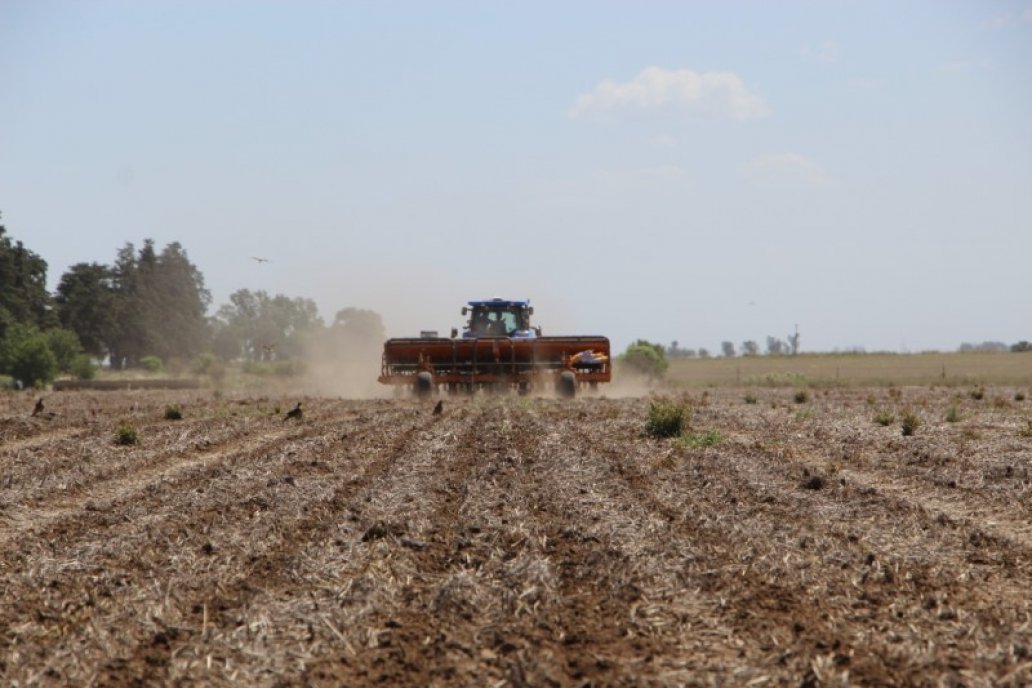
250, 256, 270, 264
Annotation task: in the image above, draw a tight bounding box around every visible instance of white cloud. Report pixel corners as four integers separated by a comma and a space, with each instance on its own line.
799, 40, 839, 64
568, 66, 769, 121
981, 8, 1032, 29
743, 153, 830, 187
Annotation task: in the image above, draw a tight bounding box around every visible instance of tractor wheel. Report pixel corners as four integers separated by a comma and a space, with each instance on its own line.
414, 372, 434, 398
557, 371, 576, 399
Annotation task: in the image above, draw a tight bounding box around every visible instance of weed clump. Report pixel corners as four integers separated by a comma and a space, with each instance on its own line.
1019, 421, 1032, 439
1015, 392, 1026, 402
900, 411, 920, 437
164, 404, 183, 420
744, 393, 758, 405
645, 398, 690, 438
793, 389, 810, 404
874, 411, 895, 427
945, 406, 961, 423
678, 430, 724, 448
114, 422, 140, 446
970, 388, 985, 401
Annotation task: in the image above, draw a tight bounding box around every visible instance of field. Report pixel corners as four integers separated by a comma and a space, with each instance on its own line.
2, 384, 1032, 686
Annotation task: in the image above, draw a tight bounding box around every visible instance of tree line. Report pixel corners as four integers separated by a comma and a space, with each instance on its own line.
0, 214, 383, 388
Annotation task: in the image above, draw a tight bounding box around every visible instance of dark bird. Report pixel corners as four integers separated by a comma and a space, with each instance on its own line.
285, 402, 303, 421
250, 256, 270, 264
32, 398, 44, 417
432, 400, 443, 416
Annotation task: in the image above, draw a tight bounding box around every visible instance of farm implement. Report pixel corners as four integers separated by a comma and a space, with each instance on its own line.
379, 299, 610, 397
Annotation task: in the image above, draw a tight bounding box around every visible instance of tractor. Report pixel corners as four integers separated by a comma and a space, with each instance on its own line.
379, 299, 610, 398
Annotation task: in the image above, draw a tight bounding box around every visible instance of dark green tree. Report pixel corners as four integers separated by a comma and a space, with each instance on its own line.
0, 215, 57, 335
105, 240, 211, 368
55, 262, 118, 357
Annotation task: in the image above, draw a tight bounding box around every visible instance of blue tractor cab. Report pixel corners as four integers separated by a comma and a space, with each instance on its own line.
459, 298, 538, 339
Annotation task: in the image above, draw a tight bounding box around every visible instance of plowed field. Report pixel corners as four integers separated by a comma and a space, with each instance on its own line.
2, 388, 1031, 686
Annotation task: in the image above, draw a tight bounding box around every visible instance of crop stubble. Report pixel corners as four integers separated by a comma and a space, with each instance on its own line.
1, 388, 1030, 686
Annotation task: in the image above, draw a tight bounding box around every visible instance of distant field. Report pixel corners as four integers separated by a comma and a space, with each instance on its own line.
665, 351, 1032, 388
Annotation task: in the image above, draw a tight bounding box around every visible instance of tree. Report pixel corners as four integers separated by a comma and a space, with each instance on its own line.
55, 263, 118, 357
106, 240, 212, 368
766, 336, 786, 356
741, 340, 759, 356
788, 327, 800, 356
1012, 341, 1032, 353
619, 339, 669, 378
0, 216, 57, 335
212, 289, 323, 361
721, 341, 736, 358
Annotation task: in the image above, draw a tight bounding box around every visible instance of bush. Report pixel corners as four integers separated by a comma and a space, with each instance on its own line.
970, 388, 985, 401
140, 355, 163, 373
874, 411, 895, 426
1, 327, 58, 388
678, 429, 724, 448
164, 404, 183, 420
273, 360, 304, 377
901, 411, 920, 436
192, 352, 217, 375
793, 389, 810, 404
620, 340, 669, 379
945, 405, 961, 423
744, 393, 758, 404
645, 398, 690, 438
70, 354, 96, 380
242, 360, 271, 376
1016, 392, 1026, 402
43, 328, 83, 373
114, 422, 140, 445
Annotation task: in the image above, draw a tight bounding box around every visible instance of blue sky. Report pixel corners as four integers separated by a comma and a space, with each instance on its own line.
2, 1, 1030, 353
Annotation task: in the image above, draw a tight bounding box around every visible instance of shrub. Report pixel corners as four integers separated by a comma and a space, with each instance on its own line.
1016, 392, 1027, 402
970, 388, 985, 401
874, 411, 895, 426
678, 429, 724, 448
1, 328, 58, 388
793, 389, 810, 404
192, 352, 217, 375
242, 360, 271, 376
164, 404, 183, 420
43, 328, 83, 373
945, 405, 961, 423
140, 355, 163, 373
645, 398, 690, 438
274, 360, 304, 377
901, 411, 920, 436
620, 340, 669, 379
744, 393, 758, 404
70, 354, 96, 380
114, 422, 140, 445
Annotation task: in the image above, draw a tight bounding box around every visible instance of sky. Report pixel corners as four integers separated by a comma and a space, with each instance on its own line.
2, 1, 1030, 354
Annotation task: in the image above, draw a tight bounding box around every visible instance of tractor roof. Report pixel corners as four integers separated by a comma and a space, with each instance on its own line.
467, 299, 530, 308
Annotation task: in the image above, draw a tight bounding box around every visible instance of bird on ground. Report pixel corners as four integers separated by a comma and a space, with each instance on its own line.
250, 256, 270, 264
32, 398, 45, 417
432, 400, 443, 416
285, 402, 303, 421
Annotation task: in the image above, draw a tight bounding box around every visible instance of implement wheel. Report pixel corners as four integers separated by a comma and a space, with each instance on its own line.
558, 371, 576, 399
414, 372, 434, 398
